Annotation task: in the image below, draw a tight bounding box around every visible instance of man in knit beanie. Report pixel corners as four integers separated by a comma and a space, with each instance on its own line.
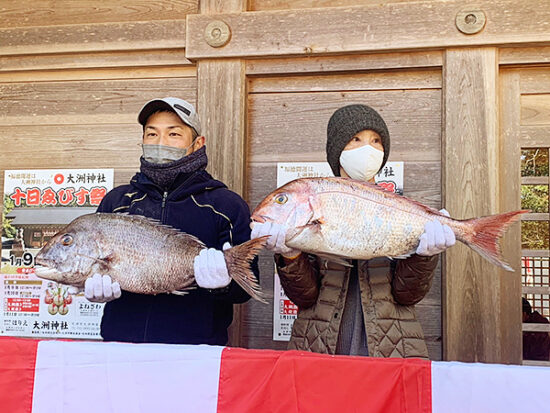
252, 103, 456, 357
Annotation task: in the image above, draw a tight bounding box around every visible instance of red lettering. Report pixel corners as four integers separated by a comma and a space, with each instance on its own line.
377, 181, 396, 193
27, 188, 41, 206
41, 187, 57, 206
74, 188, 89, 206
89, 187, 107, 206
58, 188, 75, 206
9, 187, 26, 206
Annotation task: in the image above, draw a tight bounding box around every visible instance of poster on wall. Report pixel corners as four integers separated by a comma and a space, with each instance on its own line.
273, 161, 404, 341
1, 169, 114, 339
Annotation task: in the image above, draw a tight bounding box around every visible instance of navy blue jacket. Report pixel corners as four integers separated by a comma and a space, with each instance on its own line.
96, 170, 257, 345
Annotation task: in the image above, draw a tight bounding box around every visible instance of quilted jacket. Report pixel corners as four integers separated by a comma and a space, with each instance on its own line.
276, 253, 438, 358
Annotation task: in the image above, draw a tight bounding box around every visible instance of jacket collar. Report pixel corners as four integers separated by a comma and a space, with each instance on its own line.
129, 170, 226, 200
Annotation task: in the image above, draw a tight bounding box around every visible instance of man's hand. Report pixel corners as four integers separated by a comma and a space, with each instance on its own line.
416, 209, 456, 256
250, 222, 300, 258
84, 273, 122, 303
194, 243, 232, 289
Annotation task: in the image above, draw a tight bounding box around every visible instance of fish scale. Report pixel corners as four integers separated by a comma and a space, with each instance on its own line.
34, 213, 268, 302
252, 177, 527, 271
298, 185, 429, 259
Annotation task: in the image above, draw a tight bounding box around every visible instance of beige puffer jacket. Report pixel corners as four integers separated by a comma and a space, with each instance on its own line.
275, 253, 438, 358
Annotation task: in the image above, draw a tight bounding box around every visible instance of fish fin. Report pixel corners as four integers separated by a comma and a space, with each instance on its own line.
170, 290, 188, 296
223, 236, 271, 304
392, 252, 415, 259
103, 253, 117, 264
75, 253, 113, 271
315, 253, 352, 267
170, 287, 196, 296
286, 225, 306, 242
285, 198, 325, 244
308, 196, 326, 225
459, 210, 529, 271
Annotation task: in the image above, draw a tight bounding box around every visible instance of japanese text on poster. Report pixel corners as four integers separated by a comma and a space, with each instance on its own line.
1, 169, 113, 339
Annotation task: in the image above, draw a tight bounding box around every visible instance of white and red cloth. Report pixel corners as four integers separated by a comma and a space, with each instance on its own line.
1, 337, 548, 412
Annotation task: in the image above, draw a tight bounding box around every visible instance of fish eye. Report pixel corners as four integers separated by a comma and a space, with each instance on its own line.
61, 235, 73, 246
274, 194, 288, 205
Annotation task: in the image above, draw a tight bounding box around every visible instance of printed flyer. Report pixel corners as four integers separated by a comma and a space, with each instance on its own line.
273, 161, 404, 341
1, 169, 113, 339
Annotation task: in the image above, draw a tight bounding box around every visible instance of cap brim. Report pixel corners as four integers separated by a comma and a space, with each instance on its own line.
138, 100, 175, 126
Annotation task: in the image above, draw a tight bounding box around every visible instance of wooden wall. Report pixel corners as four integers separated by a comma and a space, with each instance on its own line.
0, 1, 197, 199
2, 0, 550, 364
244, 66, 444, 357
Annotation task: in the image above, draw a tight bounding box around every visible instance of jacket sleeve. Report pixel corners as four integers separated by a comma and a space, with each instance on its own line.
96, 186, 129, 214
207, 191, 259, 304
96, 190, 116, 213
274, 253, 320, 309
391, 254, 438, 306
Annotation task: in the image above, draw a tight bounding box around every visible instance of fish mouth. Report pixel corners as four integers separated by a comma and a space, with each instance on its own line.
251, 214, 269, 224
34, 259, 63, 280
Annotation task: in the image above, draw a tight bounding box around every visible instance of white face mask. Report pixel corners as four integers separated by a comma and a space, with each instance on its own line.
142, 139, 197, 164
339, 144, 384, 181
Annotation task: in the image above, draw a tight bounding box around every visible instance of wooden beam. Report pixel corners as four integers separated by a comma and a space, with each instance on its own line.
249, 70, 441, 93
246, 51, 443, 76
0, 66, 196, 83
196, 0, 248, 349
521, 177, 550, 186
522, 250, 550, 257
523, 360, 550, 366
500, 46, 550, 66
249, 0, 416, 12
186, 1, 550, 59
519, 69, 550, 93
523, 323, 550, 333
521, 126, 550, 147
0, 21, 186, 55
521, 94, 550, 125
0, 77, 197, 126
523, 286, 550, 295
0, 0, 197, 28
522, 213, 550, 221
443, 48, 521, 363
0, 49, 191, 73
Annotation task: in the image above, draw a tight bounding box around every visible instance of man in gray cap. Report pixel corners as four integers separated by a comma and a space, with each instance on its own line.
85, 97, 258, 345
252, 104, 455, 357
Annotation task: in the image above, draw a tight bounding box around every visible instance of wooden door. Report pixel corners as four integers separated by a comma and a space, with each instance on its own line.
501, 67, 550, 366
243, 65, 444, 359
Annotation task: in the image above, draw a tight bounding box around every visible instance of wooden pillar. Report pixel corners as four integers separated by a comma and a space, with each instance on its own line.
443, 48, 521, 363
196, 0, 247, 194
195, 0, 248, 347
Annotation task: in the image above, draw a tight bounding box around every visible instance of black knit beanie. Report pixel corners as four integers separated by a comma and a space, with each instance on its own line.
326, 104, 390, 177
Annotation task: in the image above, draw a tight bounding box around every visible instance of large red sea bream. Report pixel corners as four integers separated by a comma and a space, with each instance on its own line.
252, 177, 527, 271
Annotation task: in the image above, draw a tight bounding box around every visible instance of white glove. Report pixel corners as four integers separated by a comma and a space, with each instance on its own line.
67, 286, 81, 295
194, 243, 232, 289
416, 209, 456, 256
250, 222, 300, 258
84, 273, 121, 303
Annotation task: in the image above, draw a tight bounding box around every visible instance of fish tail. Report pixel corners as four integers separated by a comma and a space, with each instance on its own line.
223, 236, 270, 304
459, 210, 528, 271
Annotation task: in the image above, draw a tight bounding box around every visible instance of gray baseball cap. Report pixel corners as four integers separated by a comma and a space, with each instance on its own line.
138, 97, 202, 135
